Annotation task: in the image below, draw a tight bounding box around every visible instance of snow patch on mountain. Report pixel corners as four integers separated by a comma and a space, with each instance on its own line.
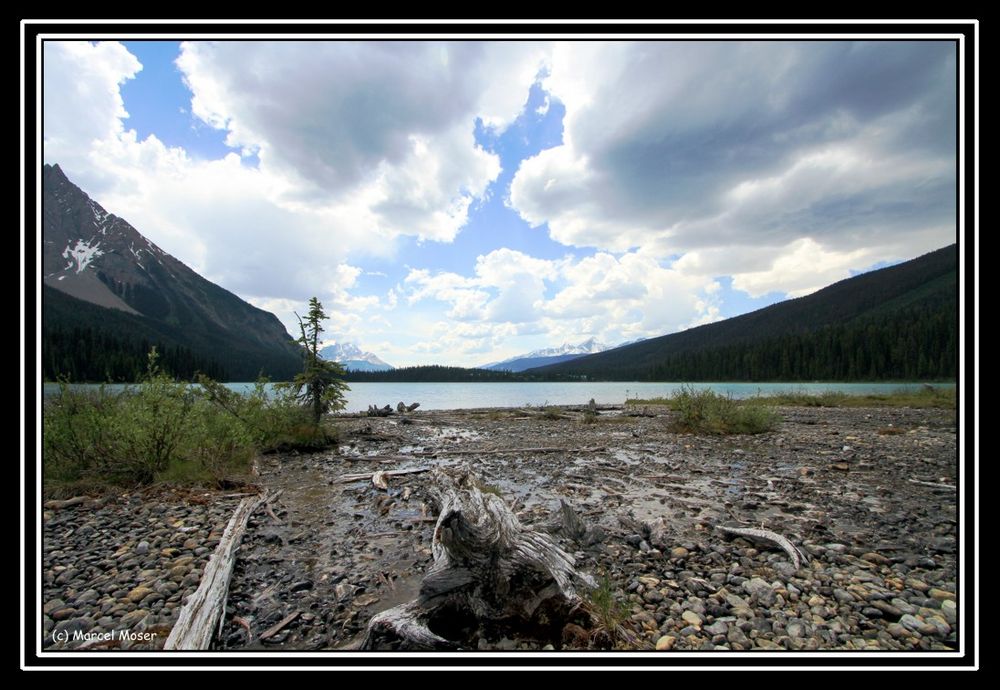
62, 239, 104, 274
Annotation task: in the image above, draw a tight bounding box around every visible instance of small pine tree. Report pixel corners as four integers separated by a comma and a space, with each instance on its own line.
290, 298, 348, 426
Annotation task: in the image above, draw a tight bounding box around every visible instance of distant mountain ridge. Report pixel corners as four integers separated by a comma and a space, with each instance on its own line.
482, 337, 614, 372
528, 245, 957, 382
42, 163, 304, 381
319, 342, 394, 371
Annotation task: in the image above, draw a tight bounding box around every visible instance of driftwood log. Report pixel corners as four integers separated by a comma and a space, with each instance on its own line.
163, 491, 275, 650
360, 472, 595, 650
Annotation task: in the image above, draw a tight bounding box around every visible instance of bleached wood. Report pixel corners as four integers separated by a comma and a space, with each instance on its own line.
163, 491, 273, 650
361, 472, 594, 650
336, 467, 431, 484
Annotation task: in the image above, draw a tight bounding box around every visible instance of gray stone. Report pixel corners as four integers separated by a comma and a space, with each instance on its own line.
870, 600, 903, 620
891, 598, 917, 615
833, 588, 855, 604
899, 614, 936, 636
643, 589, 664, 604
136, 541, 150, 555
55, 568, 79, 585
704, 620, 728, 636
73, 589, 99, 605
727, 626, 749, 647
140, 592, 165, 606
43, 599, 66, 615
744, 578, 776, 607
774, 562, 798, 581
940, 599, 957, 625
53, 616, 95, 639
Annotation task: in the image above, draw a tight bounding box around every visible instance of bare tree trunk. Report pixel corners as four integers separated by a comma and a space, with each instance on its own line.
361, 472, 595, 650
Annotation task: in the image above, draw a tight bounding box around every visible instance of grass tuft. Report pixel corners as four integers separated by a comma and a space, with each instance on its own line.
666, 386, 780, 435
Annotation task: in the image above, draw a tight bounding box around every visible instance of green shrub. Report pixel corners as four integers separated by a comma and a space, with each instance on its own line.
669, 386, 780, 435
43, 350, 340, 492
755, 386, 956, 409
196, 376, 337, 453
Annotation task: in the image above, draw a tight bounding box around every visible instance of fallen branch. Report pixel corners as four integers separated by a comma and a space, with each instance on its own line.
263, 491, 284, 525
336, 467, 431, 484
403, 446, 606, 458
164, 490, 275, 650
259, 611, 299, 641
907, 479, 957, 490
713, 524, 806, 571
43, 496, 91, 510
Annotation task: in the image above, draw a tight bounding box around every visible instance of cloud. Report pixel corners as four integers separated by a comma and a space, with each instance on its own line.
509, 41, 957, 292
41, 40, 547, 340
404, 248, 557, 323
403, 247, 721, 357
175, 41, 549, 240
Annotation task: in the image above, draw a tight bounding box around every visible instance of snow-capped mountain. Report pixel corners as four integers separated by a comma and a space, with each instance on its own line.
482, 337, 614, 372
319, 342, 394, 372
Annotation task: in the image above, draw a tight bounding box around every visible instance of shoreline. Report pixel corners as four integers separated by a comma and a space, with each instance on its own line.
41, 403, 959, 652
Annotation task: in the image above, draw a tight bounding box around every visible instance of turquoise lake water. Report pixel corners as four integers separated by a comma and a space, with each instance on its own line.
42, 380, 955, 412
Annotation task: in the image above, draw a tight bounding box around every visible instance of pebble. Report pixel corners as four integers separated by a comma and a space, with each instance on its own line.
42, 493, 239, 649
127, 586, 156, 603
899, 614, 938, 636
755, 638, 783, 650
681, 610, 703, 627
833, 588, 855, 604
940, 599, 957, 625
744, 578, 776, 607
655, 635, 676, 650
928, 588, 956, 602
704, 620, 728, 636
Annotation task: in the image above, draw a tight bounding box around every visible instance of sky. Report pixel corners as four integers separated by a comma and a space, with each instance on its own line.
41, 40, 957, 367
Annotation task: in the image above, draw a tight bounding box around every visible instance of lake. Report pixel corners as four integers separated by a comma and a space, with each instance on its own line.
42, 380, 955, 412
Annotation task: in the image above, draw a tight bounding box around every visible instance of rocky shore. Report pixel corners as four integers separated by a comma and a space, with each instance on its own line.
42, 489, 242, 650
40, 403, 960, 652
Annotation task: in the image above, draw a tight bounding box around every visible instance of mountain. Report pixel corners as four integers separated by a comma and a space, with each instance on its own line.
42, 163, 304, 382
319, 342, 394, 371
528, 245, 958, 381
483, 337, 613, 372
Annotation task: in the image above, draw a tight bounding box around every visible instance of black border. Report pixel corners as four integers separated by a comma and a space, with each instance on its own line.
22, 18, 978, 670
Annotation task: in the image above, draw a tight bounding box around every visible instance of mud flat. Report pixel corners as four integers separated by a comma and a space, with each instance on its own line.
218, 404, 959, 652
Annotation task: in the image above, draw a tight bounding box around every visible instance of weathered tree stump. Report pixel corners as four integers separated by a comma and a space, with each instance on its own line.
360, 472, 595, 650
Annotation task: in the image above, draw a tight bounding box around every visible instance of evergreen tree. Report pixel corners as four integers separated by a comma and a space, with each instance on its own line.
289, 298, 348, 425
